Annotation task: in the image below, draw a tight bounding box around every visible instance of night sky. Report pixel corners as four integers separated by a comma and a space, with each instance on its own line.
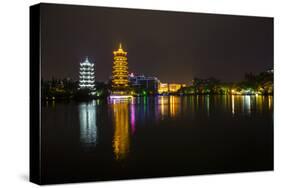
41, 3, 273, 83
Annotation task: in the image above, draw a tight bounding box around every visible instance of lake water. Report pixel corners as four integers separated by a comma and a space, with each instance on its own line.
41, 95, 273, 184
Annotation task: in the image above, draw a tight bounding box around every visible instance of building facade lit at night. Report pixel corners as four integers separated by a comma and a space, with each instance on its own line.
158, 83, 186, 94
129, 73, 160, 94
79, 57, 96, 95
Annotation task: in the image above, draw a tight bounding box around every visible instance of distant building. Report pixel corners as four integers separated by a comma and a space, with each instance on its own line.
79, 57, 96, 95
158, 83, 169, 94
129, 73, 160, 93
169, 83, 186, 93
158, 83, 186, 94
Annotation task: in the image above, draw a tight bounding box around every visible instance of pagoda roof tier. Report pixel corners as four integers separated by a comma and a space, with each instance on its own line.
113, 43, 127, 56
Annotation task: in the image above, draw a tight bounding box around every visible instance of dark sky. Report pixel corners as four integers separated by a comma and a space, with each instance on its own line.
41, 3, 273, 83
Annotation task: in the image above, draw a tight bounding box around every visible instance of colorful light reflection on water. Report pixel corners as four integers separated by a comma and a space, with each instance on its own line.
103, 95, 273, 160
42, 95, 273, 182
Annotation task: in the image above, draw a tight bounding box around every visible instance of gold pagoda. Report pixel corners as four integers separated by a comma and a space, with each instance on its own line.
112, 43, 129, 88
110, 43, 131, 98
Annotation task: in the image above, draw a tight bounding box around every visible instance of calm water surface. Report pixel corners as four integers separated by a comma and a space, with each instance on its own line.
42, 95, 273, 183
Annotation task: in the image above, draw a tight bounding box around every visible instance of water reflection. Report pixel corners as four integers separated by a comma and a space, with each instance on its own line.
130, 102, 136, 135
157, 96, 183, 119
243, 95, 251, 115
169, 96, 181, 117
111, 101, 130, 160
79, 95, 273, 160
268, 96, 272, 110
231, 95, 235, 115
158, 96, 169, 119
42, 95, 273, 179
206, 95, 210, 117
230, 95, 273, 115
256, 96, 263, 113
79, 101, 97, 148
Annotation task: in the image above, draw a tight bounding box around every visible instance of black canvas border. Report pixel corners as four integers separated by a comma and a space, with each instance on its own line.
30, 3, 42, 185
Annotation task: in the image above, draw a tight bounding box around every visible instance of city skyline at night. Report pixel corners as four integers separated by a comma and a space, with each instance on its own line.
41, 4, 273, 83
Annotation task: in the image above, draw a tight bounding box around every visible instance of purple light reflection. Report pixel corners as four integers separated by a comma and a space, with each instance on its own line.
130, 103, 136, 135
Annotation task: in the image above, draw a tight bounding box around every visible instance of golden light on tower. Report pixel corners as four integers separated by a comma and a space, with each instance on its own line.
112, 43, 129, 89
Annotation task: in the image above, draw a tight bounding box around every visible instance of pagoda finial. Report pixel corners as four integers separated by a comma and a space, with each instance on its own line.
119, 43, 122, 49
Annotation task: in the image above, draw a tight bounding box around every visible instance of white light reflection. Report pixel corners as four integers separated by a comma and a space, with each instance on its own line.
231, 95, 235, 115
244, 95, 251, 115
79, 101, 97, 148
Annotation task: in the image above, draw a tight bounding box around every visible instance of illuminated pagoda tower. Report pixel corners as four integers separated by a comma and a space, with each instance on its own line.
111, 43, 131, 98
79, 57, 96, 95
